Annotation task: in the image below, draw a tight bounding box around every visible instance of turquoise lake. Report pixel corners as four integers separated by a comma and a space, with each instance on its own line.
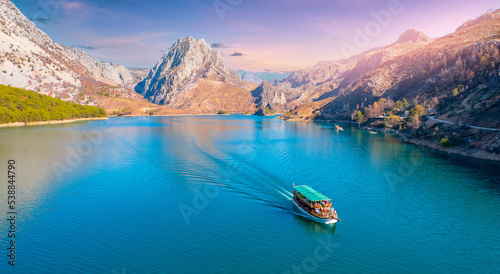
0, 115, 499, 273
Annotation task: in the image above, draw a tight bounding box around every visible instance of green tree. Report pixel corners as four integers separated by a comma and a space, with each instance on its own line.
407, 104, 426, 128
414, 104, 425, 117
441, 138, 452, 147
265, 106, 275, 115
355, 110, 363, 126
402, 98, 409, 110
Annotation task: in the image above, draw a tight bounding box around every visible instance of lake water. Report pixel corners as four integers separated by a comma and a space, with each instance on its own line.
0, 115, 499, 273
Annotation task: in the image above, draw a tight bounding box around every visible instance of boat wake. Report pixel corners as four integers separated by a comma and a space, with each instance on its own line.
179, 129, 298, 215
276, 187, 293, 200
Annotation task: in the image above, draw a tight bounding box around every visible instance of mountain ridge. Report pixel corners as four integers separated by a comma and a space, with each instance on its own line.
0, 0, 141, 105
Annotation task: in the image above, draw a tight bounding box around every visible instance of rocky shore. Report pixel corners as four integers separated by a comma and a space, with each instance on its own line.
361, 124, 500, 161
401, 135, 500, 161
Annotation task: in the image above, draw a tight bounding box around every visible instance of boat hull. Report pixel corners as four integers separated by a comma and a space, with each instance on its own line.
292, 199, 338, 224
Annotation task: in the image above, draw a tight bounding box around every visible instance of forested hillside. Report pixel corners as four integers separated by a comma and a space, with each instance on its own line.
0, 84, 106, 123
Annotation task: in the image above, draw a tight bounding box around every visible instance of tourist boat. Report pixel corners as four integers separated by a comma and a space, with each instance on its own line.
293, 184, 340, 224
335, 125, 344, 131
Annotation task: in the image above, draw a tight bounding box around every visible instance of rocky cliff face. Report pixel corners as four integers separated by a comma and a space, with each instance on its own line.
63, 46, 136, 88
0, 0, 137, 103
136, 37, 258, 113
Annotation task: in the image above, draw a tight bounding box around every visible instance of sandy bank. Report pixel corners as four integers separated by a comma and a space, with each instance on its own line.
0, 117, 109, 128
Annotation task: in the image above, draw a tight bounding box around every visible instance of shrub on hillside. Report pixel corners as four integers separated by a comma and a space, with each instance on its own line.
440, 138, 452, 147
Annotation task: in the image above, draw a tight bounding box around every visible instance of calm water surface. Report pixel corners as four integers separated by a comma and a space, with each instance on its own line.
0, 115, 499, 273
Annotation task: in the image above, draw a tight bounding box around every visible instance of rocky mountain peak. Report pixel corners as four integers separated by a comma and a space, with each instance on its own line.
394, 29, 432, 44
136, 36, 241, 105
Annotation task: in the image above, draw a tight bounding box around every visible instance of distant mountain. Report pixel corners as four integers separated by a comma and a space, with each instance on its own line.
237, 70, 291, 84
392, 29, 432, 45
239, 71, 263, 84
0, 0, 147, 105
136, 37, 259, 113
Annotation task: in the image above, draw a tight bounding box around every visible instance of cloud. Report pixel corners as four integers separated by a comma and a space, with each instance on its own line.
211, 43, 225, 48
74, 45, 101, 51
30, 17, 51, 24
62, 2, 85, 10
230, 52, 244, 56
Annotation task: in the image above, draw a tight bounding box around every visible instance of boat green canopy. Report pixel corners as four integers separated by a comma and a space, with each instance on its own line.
294, 185, 331, 202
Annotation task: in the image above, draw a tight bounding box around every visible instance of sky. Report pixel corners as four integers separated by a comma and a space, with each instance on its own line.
11, 0, 500, 71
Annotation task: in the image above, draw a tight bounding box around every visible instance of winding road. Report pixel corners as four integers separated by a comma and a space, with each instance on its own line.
428, 116, 500, 132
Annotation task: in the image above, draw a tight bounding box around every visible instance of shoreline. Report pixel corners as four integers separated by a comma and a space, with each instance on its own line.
401, 136, 500, 162
0, 117, 109, 128
359, 125, 500, 162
